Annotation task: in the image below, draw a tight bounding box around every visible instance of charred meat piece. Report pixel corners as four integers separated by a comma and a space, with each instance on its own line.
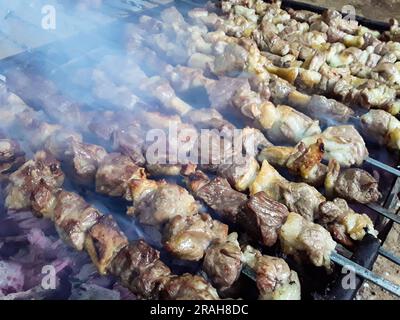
85, 215, 128, 275
54, 191, 102, 251
163, 213, 228, 261
95, 153, 146, 200
242, 245, 301, 300
279, 212, 336, 269
160, 274, 220, 300
5, 151, 64, 212
186, 171, 247, 223
203, 232, 243, 291
109, 240, 171, 299
129, 179, 198, 226
239, 191, 289, 247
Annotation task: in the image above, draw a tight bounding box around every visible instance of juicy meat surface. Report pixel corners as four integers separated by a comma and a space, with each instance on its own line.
163, 213, 228, 261
95, 153, 146, 200
160, 274, 220, 300
203, 232, 243, 290
239, 191, 289, 247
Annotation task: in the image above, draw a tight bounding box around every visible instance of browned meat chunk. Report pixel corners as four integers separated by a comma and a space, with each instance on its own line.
0, 138, 25, 174
85, 215, 128, 274
95, 153, 146, 200
186, 171, 247, 223
163, 213, 228, 261
54, 191, 102, 251
5, 151, 64, 212
243, 246, 301, 300
203, 233, 242, 290
64, 141, 107, 186
334, 169, 381, 204
280, 212, 336, 269
217, 154, 260, 191
239, 191, 289, 247
129, 179, 198, 226
109, 240, 171, 299
160, 274, 220, 300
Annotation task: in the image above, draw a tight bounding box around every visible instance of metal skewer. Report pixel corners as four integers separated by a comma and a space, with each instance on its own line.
242, 252, 400, 297
366, 203, 400, 225
365, 157, 400, 177
330, 251, 400, 297
379, 247, 400, 266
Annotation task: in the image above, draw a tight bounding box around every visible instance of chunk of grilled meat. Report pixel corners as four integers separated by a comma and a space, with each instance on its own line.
0, 138, 25, 175
259, 141, 380, 204
84, 215, 128, 275
186, 171, 247, 223
319, 198, 378, 241
5, 151, 64, 212
250, 160, 325, 221
160, 274, 220, 300
64, 141, 108, 186
128, 179, 198, 226
239, 191, 289, 247
203, 232, 243, 290
300, 125, 368, 167
279, 212, 337, 269
54, 191, 102, 251
163, 213, 228, 261
360, 109, 400, 151
109, 240, 171, 299
95, 153, 146, 200
330, 168, 381, 204
242, 245, 301, 300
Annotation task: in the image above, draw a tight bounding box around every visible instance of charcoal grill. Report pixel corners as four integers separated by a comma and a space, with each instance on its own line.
0, 0, 400, 300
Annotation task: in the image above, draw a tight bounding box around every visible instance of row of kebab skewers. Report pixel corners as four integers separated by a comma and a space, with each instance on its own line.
1, 0, 400, 299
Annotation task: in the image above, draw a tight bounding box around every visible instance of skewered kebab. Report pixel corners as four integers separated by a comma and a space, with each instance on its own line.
122, 43, 381, 203
130, 10, 400, 156
3, 149, 220, 299
216, 0, 400, 87
258, 139, 380, 204
0, 79, 251, 296
4, 61, 396, 296
3, 105, 302, 300
192, 6, 400, 114
2, 66, 381, 255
